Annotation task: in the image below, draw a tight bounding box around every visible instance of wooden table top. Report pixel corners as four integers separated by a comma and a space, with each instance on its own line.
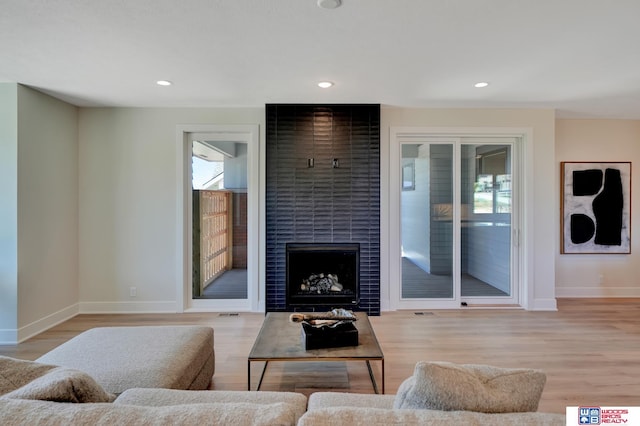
248, 312, 384, 361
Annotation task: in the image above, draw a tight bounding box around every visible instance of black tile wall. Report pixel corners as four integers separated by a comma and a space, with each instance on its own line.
266, 104, 381, 315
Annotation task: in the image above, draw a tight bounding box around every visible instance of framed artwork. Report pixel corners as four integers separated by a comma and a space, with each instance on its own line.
561, 162, 631, 254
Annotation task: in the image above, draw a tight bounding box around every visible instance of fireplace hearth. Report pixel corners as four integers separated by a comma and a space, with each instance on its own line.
286, 243, 359, 309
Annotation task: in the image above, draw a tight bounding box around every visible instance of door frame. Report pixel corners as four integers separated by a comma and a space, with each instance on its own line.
387, 126, 533, 310
175, 124, 260, 312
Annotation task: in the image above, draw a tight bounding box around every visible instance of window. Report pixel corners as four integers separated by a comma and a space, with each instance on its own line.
472, 147, 511, 214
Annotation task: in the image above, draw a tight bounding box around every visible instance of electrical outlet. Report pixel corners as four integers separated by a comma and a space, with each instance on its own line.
130, 287, 137, 297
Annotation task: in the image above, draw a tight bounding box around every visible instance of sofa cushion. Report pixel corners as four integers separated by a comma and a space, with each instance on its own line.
0, 356, 115, 403
298, 407, 565, 426
393, 361, 546, 413
116, 388, 308, 422
0, 398, 297, 426
36, 326, 214, 394
307, 391, 395, 410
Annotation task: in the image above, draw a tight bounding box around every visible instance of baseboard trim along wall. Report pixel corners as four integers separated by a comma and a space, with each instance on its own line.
1, 301, 179, 344
2, 304, 80, 344
530, 298, 558, 311
79, 301, 177, 314
556, 287, 640, 298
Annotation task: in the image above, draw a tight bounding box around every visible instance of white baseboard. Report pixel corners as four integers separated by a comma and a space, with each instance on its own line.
0, 304, 80, 344
529, 298, 558, 311
556, 287, 640, 298
79, 301, 178, 313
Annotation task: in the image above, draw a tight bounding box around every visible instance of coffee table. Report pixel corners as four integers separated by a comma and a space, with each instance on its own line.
248, 312, 385, 393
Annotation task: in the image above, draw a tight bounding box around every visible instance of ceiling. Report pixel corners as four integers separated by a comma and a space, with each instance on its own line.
2, 0, 640, 119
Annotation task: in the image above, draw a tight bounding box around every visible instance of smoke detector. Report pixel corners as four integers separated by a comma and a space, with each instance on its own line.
317, 0, 341, 9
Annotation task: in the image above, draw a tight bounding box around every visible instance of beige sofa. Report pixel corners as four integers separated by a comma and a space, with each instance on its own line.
299, 392, 565, 425
0, 355, 307, 425
35, 325, 215, 395
0, 357, 565, 426
1, 351, 565, 425
0, 385, 565, 426
298, 361, 566, 425
0, 389, 307, 426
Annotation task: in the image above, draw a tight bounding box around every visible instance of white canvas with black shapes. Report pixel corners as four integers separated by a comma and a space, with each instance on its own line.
561, 162, 631, 254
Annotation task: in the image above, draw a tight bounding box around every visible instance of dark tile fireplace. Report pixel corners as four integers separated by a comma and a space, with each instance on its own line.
265, 104, 380, 315
286, 243, 359, 309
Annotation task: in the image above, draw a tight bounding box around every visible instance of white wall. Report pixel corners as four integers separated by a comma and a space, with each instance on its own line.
78, 106, 557, 313
0, 84, 19, 343
16, 86, 79, 341
78, 108, 264, 312
224, 142, 248, 190
555, 119, 640, 296
0, 85, 78, 343
381, 108, 557, 310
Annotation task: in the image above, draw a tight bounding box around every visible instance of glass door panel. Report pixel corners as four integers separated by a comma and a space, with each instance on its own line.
460, 144, 512, 299
191, 140, 248, 301
400, 143, 454, 299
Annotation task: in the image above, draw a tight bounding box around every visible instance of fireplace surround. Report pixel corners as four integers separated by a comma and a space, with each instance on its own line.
265, 104, 380, 314
286, 243, 359, 309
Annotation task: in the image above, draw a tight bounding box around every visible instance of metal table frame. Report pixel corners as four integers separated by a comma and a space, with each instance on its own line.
247, 312, 385, 394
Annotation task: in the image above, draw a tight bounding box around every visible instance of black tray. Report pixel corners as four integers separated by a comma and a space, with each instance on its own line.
301, 321, 359, 350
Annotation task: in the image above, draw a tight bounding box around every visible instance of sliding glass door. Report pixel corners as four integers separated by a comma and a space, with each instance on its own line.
397, 137, 518, 308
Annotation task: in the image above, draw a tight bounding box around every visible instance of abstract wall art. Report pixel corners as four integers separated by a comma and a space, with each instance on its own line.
561, 162, 631, 254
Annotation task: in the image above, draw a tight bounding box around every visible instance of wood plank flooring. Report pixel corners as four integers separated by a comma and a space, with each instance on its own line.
1, 298, 638, 414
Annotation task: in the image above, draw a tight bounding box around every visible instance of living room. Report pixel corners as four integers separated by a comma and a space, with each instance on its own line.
3, 89, 640, 341
1, 1, 640, 422
3, 0, 640, 340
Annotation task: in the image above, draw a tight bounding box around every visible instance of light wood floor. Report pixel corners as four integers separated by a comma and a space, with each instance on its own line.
1, 298, 638, 414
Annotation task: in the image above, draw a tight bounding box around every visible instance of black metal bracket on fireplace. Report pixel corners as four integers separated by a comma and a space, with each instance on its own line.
286, 242, 360, 309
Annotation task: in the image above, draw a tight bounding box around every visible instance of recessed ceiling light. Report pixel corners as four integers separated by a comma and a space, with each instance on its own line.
317, 0, 341, 9
318, 81, 334, 88
156, 80, 172, 86
474, 82, 489, 88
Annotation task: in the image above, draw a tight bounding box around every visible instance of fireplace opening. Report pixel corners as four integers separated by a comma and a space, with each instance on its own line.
286, 243, 360, 309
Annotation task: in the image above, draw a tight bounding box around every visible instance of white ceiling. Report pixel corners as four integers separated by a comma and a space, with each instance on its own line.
2, 0, 640, 119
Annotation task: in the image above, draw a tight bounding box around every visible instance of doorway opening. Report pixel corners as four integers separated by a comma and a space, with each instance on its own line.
176, 124, 259, 312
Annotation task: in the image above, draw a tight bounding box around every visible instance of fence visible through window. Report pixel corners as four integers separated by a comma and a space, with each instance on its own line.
194, 190, 233, 294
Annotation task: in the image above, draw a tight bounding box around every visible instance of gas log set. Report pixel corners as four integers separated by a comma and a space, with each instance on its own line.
299, 273, 344, 294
